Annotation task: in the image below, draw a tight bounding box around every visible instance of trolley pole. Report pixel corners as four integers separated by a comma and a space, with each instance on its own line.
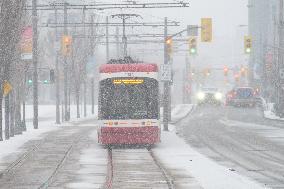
32, 0, 38, 129
111, 14, 141, 58
163, 17, 169, 131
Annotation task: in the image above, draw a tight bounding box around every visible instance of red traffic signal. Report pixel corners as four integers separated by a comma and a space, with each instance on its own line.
224, 66, 229, 76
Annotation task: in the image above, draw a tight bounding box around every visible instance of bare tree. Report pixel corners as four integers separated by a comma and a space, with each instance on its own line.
0, 0, 26, 140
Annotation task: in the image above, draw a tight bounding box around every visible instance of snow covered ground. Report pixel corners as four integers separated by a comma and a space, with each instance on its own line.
0, 104, 271, 189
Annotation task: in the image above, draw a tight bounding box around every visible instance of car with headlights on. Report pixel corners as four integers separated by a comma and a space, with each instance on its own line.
196, 87, 223, 106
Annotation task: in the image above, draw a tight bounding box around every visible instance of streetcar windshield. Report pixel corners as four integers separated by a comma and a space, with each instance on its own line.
99, 77, 159, 120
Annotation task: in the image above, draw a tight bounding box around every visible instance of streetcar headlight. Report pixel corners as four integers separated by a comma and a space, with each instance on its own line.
214, 92, 223, 100
197, 92, 205, 100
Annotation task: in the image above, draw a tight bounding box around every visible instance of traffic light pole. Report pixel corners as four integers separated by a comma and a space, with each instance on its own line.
163, 17, 169, 131
32, 0, 38, 129
163, 24, 199, 130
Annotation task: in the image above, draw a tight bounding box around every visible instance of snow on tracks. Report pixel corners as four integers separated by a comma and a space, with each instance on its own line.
108, 148, 174, 189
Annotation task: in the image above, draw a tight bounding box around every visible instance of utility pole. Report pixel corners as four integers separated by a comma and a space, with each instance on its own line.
116, 26, 120, 57
90, 15, 95, 115
122, 16, 127, 57
22, 73, 27, 131
63, 2, 69, 121
54, 4, 60, 124
163, 17, 169, 131
106, 16, 110, 61
83, 6, 87, 118
111, 14, 142, 57
277, 0, 284, 117
32, 0, 38, 129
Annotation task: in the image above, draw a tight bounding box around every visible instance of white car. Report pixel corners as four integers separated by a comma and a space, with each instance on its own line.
196, 87, 223, 106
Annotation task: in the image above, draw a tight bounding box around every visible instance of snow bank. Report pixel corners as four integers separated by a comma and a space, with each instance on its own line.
263, 103, 284, 121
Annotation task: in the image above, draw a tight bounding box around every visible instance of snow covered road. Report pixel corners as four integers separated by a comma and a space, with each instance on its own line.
176, 105, 284, 189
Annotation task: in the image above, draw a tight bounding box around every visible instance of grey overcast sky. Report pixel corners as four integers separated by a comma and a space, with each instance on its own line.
62, 0, 248, 68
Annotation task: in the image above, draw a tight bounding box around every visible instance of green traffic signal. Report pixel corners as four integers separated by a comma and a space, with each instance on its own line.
245, 48, 251, 53
190, 48, 197, 54
28, 79, 33, 85
43, 80, 49, 84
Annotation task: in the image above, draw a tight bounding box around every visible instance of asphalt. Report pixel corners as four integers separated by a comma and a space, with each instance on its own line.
176, 105, 284, 189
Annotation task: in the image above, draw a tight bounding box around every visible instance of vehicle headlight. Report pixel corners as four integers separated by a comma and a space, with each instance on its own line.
214, 92, 222, 100
197, 92, 205, 100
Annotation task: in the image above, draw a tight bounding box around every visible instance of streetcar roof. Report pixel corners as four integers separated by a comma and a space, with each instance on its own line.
99, 63, 158, 73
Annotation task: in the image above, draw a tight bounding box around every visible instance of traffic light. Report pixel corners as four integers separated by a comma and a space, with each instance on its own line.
234, 73, 240, 82
166, 37, 173, 56
191, 69, 195, 77
206, 69, 211, 76
244, 36, 252, 54
61, 35, 72, 56
203, 68, 211, 77
189, 37, 197, 55
224, 66, 229, 76
201, 18, 212, 42
43, 80, 49, 84
28, 79, 33, 85
240, 66, 246, 77
50, 69, 55, 83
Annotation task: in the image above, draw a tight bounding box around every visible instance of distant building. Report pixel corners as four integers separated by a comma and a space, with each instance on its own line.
248, 0, 280, 101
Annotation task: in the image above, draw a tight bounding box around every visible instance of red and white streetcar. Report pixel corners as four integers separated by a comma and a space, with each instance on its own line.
97, 58, 161, 145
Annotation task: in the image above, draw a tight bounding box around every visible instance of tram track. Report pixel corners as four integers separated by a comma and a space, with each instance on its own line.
0, 127, 88, 189
148, 148, 175, 189
0, 141, 43, 179
105, 147, 175, 189
38, 144, 74, 189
